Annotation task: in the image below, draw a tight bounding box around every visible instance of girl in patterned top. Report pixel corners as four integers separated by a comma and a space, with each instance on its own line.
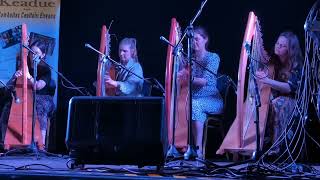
256, 31, 303, 155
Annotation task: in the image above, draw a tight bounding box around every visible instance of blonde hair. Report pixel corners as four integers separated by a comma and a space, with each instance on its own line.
119, 37, 139, 62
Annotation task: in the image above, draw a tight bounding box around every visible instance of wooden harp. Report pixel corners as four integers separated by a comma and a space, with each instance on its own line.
5, 23, 43, 149
217, 12, 273, 156
165, 18, 189, 150
96, 25, 115, 96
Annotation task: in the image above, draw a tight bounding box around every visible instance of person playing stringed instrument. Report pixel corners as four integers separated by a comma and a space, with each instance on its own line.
105, 38, 144, 96
255, 31, 303, 155
7, 41, 55, 147
177, 26, 223, 158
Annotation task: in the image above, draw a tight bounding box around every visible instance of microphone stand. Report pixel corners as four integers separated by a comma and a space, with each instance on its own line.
246, 43, 262, 162
84, 44, 164, 94
220, 43, 262, 169
166, 0, 208, 160
30, 55, 40, 154
4, 55, 57, 158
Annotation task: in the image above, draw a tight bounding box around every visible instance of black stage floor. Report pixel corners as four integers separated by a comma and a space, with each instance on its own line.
0, 154, 319, 179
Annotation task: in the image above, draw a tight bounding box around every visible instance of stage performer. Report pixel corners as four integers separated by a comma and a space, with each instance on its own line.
177, 26, 223, 158
8, 41, 55, 147
105, 37, 144, 96
256, 31, 303, 155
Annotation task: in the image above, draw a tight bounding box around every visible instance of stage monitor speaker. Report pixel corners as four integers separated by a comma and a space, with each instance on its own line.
65, 96, 166, 167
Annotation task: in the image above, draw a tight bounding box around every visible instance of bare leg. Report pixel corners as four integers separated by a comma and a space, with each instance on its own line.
192, 121, 204, 158
41, 130, 46, 146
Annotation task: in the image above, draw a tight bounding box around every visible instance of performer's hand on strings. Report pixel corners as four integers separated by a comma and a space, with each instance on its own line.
105, 75, 118, 88
13, 70, 23, 79
177, 68, 189, 84
255, 70, 270, 86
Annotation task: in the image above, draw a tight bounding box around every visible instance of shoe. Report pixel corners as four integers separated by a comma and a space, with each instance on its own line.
197, 149, 203, 159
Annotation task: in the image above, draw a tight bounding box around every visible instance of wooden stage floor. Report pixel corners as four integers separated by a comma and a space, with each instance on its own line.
0, 153, 319, 179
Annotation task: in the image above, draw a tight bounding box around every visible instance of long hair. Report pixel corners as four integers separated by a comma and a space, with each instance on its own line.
28, 41, 47, 68
193, 26, 210, 49
119, 37, 139, 62
275, 31, 303, 71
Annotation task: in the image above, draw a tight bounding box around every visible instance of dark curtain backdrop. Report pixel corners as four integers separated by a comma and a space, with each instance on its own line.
56, 0, 316, 154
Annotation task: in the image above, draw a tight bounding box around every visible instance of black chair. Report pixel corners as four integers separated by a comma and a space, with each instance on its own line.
142, 81, 152, 97
142, 78, 165, 97
202, 74, 234, 160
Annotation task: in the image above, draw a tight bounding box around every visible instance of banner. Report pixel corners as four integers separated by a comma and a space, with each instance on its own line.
0, 0, 60, 104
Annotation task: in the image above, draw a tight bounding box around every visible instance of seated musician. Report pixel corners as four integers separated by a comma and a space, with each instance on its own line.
105, 37, 144, 96
256, 31, 303, 155
8, 41, 55, 147
177, 26, 223, 158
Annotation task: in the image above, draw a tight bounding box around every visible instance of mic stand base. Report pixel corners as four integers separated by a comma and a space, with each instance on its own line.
183, 145, 197, 160
2, 142, 60, 158
166, 144, 181, 159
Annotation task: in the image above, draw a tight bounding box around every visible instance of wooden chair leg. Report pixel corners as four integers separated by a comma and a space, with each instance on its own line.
232, 152, 239, 161
219, 121, 230, 160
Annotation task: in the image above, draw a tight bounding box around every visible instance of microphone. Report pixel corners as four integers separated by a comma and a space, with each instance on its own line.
84, 43, 92, 49
11, 89, 21, 104
84, 43, 106, 58
160, 36, 174, 47
22, 44, 36, 55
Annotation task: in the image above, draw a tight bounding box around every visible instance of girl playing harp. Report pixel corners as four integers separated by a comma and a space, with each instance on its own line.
217, 12, 303, 159
256, 31, 303, 155
105, 38, 144, 96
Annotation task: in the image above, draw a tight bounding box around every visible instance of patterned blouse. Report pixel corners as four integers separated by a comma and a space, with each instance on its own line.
272, 64, 302, 98
191, 52, 223, 122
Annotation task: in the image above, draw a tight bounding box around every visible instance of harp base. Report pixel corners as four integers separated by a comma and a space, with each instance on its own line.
3, 143, 59, 158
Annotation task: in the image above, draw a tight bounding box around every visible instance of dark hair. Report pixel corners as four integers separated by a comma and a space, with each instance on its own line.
193, 26, 210, 49
30, 40, 47, 55
28, 41, 47, 68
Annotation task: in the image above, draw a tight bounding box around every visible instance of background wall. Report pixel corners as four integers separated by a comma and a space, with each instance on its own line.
56, 0, 316, 158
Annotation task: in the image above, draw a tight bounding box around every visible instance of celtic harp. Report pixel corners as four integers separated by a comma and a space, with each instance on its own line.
96, 25, 115, 96
5, 24, 43, 149
165, 18, 188, 151
217, 12, 273, 156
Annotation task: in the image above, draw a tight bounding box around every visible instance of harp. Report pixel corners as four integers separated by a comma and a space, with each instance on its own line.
165, 18, 188, 150
4, 24, 43, 149
96, 25, 115, 96
217, 12, 273, 156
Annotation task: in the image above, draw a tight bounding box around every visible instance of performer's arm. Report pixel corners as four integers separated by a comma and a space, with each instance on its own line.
256, 71, 291, 94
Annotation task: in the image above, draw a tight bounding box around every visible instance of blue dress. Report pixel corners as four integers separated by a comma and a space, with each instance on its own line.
192, 52, 223, 123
